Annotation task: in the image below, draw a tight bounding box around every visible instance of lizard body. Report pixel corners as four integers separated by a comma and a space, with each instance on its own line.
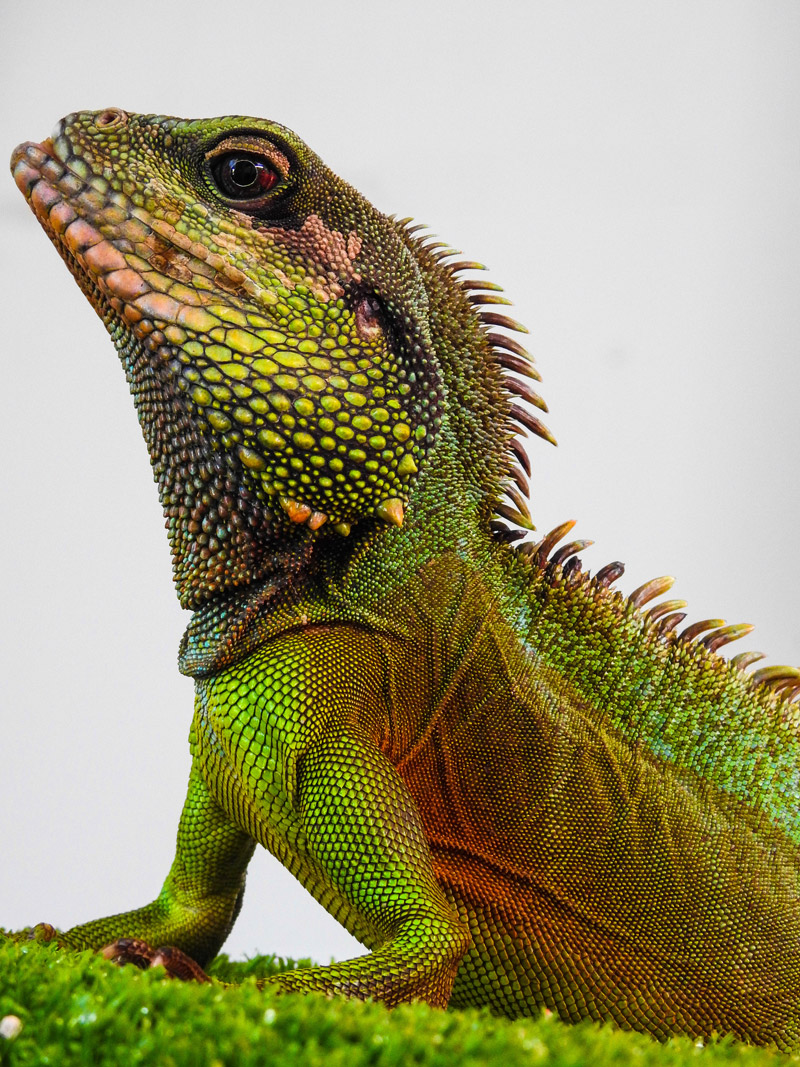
9, 109, 800, 1048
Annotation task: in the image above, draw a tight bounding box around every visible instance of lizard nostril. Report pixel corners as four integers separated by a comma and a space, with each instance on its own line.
94, 108, 128, 130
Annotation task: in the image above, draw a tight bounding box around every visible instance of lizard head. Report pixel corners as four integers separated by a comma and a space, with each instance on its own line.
11, 109, 444, 606
12, 109, 550, 608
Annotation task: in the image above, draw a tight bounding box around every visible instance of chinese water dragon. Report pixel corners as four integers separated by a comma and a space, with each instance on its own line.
8, 109, 800, 1049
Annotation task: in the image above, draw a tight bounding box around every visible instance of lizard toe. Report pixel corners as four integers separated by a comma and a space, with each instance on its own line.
101, 938, 210, 981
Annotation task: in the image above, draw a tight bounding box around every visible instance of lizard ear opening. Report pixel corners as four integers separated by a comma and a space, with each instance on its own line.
354, 294, 384, 342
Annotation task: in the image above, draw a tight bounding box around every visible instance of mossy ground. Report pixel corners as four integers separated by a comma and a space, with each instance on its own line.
0, 939, 794, 1066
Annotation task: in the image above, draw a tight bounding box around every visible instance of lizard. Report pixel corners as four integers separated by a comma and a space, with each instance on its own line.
8, 107, 800, 1049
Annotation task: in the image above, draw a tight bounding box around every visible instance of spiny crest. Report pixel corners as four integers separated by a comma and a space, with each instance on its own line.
394, 218, 555, 537
517, 519, 800, 705
396, 217, 800, 707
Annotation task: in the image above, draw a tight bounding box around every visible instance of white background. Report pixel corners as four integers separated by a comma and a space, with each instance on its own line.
1, 1, 798, 965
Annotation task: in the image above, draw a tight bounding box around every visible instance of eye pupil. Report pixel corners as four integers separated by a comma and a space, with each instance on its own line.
209, 152, 280, 201
230, 159, 258, 188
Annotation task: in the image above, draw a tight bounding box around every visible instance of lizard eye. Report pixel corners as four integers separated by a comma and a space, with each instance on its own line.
209, 152, 280, 200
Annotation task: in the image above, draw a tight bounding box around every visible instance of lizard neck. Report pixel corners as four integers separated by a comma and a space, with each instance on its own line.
116, 239, 527, 612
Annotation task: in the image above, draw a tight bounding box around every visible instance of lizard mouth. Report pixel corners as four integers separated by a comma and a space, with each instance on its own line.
12, 138, 56, 163
11, 138, 127, 333
12, 137, 90, 237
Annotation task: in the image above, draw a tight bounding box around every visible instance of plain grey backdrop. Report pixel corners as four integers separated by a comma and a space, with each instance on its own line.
1, 1, 798, 965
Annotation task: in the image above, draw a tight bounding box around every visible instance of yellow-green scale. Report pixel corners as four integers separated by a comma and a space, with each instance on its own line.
172, 288, 419, 522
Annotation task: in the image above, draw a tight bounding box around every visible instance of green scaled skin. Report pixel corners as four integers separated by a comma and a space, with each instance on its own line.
9, 109, 800, 1048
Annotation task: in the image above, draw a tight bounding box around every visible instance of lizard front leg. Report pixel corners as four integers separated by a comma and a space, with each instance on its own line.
24, 765, 255, 968
19, 627, 472, 1008
187, 627, 473, 1009
263, 729, 473, 1008
58, 731, 472, 1008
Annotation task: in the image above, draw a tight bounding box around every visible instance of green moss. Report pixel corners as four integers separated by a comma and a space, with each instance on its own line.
0, 938, 793, 1067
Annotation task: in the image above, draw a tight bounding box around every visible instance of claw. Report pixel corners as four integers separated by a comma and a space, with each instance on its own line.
101, 937, 158, 970
149, 945, 212, 983
101, 938, 211, 982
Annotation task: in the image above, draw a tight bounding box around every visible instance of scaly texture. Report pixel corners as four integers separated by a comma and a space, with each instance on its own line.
8, 109, 800, 1049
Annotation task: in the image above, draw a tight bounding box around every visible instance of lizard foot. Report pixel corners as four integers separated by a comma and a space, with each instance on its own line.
100, 938, 211, 982
6, 922, 68, 945
27, 922, 59, 942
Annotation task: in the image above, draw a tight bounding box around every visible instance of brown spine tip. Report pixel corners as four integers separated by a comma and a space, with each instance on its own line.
699, 623, 755, 652
629, 576, 676, 610
470, 293, 514, 306
503, 486, 532, 520
509, 438, 531, 477
506, 377, 548, 412
655, 612, 687, 635
533, 519, 578, 562
645, 599, 688, 623
750, 665, 800, 687
679, 618, 726, 643
511, 465, 531, 498
430, 247, 461, 262
495, 502, 536, 531
491, 522, 526, 544
594, 561, 626, 587
448, 260, 488, 273
497, 351, 543, 382
562, 556, 583, 582
480, 312, 529, 334
550, 539, 594, 567
486, 333, 535, 360
509, 405, 557, 446
730, 650, 766, 670
459, 279, 504, 292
